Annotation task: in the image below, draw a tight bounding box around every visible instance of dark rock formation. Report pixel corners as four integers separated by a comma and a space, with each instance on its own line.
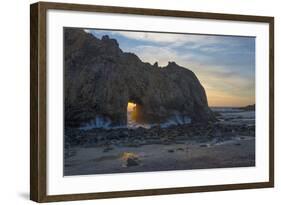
64, 28, 215, 127
126, 157, 140, 167
239, 104, 255, 111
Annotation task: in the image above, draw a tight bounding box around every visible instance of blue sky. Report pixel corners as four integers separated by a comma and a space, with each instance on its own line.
85, 29, 255, 107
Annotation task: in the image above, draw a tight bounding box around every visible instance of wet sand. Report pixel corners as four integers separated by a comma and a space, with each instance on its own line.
64, 108, 255, 176
64, 136, 255, 176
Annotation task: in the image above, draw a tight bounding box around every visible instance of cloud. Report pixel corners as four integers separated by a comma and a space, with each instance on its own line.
129, 45, 186, 66
85, 28, 255, 107
109, 31, 209, 44
129, 43, 255, 106
90, 29, 223, 48
84, 29, 91, 33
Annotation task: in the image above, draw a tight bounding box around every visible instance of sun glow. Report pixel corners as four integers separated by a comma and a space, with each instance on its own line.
127, 102, 136, 112
127, 102, 138, 123
205, 89, 255, 107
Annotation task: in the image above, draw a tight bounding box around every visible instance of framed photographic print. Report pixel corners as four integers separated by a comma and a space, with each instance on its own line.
30, 1, 274, 202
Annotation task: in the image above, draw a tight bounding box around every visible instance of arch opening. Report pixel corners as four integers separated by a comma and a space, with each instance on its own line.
127, 102, 137, 126
127, 101, 143, 128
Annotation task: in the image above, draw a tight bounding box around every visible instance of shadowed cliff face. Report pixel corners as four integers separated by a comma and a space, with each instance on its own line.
64, 28, 215, 127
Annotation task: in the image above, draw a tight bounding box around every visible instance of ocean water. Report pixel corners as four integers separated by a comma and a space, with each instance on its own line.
127, 111, 191, 129
211, 107, 255, 126
79, 112, 192, 130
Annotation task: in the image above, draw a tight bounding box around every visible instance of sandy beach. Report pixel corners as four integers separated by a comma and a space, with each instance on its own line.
64, 136, 254, 175
64, 108, 255, 176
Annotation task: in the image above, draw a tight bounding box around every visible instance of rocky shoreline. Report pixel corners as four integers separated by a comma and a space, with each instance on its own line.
64, 121, 255, 175
64, 122, 255, 158
64, 107, 256, 175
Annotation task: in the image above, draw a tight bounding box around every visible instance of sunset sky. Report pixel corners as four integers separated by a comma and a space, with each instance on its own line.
85, 29, 255, 107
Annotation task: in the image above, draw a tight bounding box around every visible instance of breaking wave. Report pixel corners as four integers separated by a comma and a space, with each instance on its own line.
160, 115, 191, 128
79, 114, 191, 130
79, 115, 112, 130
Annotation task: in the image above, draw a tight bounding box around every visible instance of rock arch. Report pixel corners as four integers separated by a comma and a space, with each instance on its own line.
64, 28, 215, 127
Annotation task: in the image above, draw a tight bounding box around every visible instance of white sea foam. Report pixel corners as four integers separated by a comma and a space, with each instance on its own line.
79, 116, 112, 130
79, 113, 192, 130
127, 111, 191, 129
160, 115, 191, 128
